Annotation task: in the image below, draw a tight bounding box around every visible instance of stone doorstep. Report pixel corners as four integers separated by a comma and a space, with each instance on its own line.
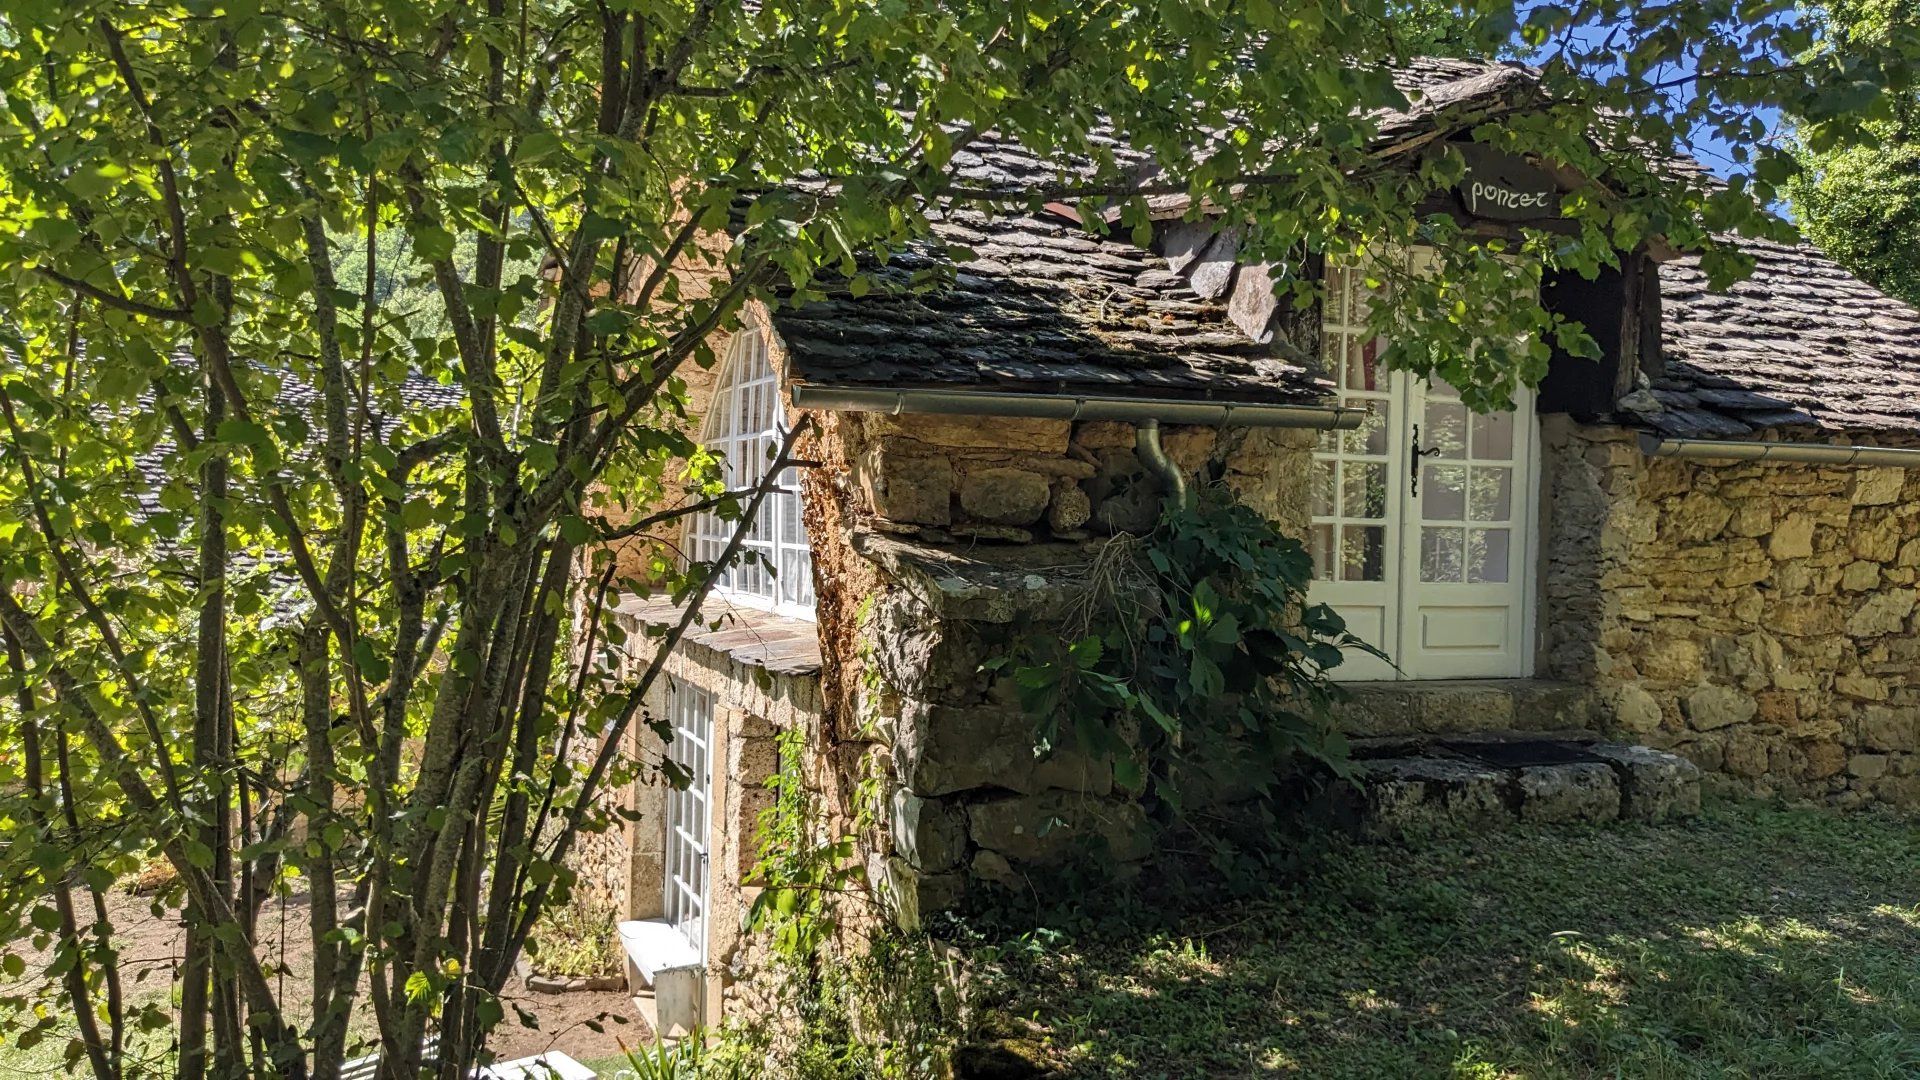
1350, 727, 1602, 759
1329, 738, 1702, 837
1329, 678, 1604, 740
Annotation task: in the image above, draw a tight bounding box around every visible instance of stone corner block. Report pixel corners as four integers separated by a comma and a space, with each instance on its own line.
895, 700, 1113, 798
966, 791, 1154, 866
957, 467, 1052, 526
868, 448, 955, 527
1586, 743, 1702, 822
889, 788, 969, 874
872, 854, 966, 933
1515, 762, 1621, 824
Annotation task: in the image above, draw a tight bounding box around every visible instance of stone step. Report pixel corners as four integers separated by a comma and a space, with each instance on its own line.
1321, 735, 1701, 837
1328, 678, 1604, 739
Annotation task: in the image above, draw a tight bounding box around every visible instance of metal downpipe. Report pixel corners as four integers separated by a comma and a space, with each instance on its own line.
1135, 418, 1189, 509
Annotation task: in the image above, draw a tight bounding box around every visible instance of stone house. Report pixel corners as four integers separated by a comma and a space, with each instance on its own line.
585, 58, 1920, 1032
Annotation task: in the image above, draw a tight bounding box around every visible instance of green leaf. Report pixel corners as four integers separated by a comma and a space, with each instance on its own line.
353, 638, 392, 683
413, 225, 456, 263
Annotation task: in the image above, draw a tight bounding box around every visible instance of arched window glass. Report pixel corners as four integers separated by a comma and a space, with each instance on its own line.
686, 330, 815, 617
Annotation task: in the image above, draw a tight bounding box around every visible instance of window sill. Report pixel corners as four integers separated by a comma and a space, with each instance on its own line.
613, 594, 823, 677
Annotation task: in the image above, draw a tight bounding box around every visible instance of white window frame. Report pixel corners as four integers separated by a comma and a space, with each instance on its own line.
663, 680, 714, 957
685, 329, 816, 619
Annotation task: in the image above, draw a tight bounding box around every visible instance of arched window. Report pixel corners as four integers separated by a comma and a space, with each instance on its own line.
686, 329, 815, 617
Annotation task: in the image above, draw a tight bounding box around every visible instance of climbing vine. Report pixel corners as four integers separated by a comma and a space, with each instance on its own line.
722, 728, 962, 1080
995, 487, 1375, 817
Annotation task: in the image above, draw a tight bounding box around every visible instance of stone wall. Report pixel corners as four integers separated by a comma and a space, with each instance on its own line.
824, 410, 1319, 917
855, 535, 1146, 918
581, 599, 824, 1023
1540, 416, 1920, 807
843, 411, 1315, 543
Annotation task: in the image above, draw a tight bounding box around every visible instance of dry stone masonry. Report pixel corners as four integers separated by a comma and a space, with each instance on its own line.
846, 411, 1313, 546
1541, 418, 1920, 808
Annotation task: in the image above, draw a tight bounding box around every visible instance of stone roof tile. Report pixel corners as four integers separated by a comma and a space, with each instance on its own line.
1652, 239, 1920, 437
769, 207, 1329, 405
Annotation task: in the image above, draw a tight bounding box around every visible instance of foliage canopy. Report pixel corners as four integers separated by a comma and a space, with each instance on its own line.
1789, 0, 1920, 305
0, 0, 1912, 1076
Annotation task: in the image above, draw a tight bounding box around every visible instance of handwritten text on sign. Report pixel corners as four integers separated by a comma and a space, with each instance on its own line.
1464, 181, 1554, 216
1453, 143, 1561, 222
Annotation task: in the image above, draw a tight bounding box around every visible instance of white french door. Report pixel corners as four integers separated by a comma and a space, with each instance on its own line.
663, 682, 714, 956
1310, 266, 1538, 681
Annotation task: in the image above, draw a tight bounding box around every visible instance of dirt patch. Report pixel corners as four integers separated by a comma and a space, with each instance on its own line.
10, 887, 645, 1064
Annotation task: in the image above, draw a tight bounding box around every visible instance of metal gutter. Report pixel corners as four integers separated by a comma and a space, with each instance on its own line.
787, 384, 1366, 430
1637, 433, 1920, 468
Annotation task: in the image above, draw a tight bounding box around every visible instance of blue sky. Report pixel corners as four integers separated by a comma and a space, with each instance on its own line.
1511, 8, 1796, 184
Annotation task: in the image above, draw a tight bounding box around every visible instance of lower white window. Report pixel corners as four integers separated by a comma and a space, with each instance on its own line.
663, 681, 714, 954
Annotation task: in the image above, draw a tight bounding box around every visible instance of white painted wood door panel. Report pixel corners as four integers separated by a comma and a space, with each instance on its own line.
1308, 263, 1536, 681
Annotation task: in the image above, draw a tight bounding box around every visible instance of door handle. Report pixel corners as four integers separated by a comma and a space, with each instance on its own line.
1409, 423, 1443, 497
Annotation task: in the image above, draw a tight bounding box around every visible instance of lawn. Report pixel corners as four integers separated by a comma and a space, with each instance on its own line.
7, 801, 1916, 1078
976, 800, 1920, 1079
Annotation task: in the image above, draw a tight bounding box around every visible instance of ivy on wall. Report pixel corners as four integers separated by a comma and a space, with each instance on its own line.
994, 488, 1374, 818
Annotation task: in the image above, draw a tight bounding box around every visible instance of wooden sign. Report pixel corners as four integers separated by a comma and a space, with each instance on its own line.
1453, 142, 1561, 222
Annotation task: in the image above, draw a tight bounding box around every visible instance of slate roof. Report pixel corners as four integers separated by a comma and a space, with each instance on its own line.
770, 207, 1327, 404
768, 57, 1920, 438
1645, 241, 1920, 438
766, 58, 1560, 406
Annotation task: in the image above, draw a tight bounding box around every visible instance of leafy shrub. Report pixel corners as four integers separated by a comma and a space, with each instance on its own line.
524, 893, 623, 980
993, 487, 1371, 818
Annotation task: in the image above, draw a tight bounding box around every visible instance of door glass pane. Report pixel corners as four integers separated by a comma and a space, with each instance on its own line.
1310, 461, 1335, 516
1326, 266, 1350, 323
1341, 462, 1388, 519
1346, 336, 1385, 392
1341, 525, 1386, 582
1422, 464, 1467, 520
1471, 411, 1514, 459
1310, 523, 1337, 581
1467, 466, 1512, 522
1420, 526, 1466, 583
1425, 401, 1468, 459
1469, 527, 1511, 583
1342, 399, 1391, 456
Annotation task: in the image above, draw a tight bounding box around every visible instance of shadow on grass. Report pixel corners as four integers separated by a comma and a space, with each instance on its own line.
978, 801, 1920, 1079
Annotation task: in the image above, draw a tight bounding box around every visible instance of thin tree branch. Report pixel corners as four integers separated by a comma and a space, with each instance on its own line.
32, 267, 192, 320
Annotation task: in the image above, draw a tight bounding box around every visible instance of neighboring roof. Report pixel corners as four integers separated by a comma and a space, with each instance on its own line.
769, 207, 1329, 405
130, 371, 464, 521
1644, 241, 1920, 438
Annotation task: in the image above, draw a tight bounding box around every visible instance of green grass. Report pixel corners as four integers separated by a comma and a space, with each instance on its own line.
10, 801, 1917, 1078
980, 800, 1920, 1079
